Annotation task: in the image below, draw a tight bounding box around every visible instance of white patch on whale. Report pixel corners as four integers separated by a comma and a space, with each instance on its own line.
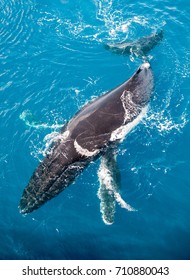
110, 105, 148, 142
120, 90, 142, 123
74, 140, 99, 157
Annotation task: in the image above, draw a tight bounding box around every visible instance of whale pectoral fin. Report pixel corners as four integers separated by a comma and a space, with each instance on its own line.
97, 181, 116, 225
97, 149, 119, 225
97, 148, 136, 225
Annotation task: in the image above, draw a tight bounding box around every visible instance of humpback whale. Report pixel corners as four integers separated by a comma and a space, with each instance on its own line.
19, 62, 154, 220
104, 30, 164, 57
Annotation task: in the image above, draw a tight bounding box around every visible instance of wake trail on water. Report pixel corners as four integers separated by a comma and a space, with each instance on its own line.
19, 110, 64, 129
19, 110, 66, 161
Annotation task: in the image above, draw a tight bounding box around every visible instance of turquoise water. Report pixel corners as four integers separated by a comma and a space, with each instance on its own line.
0, 0, 190, 260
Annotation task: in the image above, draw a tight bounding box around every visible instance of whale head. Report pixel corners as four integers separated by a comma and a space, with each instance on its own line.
127, 62, 154, 107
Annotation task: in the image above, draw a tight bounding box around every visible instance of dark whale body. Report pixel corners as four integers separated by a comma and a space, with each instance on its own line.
19, 63, 153, 214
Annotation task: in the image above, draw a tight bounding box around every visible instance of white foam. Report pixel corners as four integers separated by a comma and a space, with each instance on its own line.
110, 105, 148, 142
140, 62, 150, 69
0, 81, 12, 91
19, 110, 64, 129
145, 110, 188, 134
61, 130, 70, 140
44, 130, 70, 148
74, 140, 99, 157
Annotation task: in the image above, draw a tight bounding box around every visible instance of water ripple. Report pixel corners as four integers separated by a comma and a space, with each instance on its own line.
0, 1, 33, 54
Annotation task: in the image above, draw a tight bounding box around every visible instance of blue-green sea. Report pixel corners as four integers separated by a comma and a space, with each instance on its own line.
0, 0, 190, 260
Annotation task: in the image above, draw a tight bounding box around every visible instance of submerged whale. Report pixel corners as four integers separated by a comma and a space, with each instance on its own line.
104, 30, 164, 57
19, 62, 154, 219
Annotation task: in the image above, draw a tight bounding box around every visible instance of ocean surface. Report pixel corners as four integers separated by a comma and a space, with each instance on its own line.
0, 0, 190, 260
